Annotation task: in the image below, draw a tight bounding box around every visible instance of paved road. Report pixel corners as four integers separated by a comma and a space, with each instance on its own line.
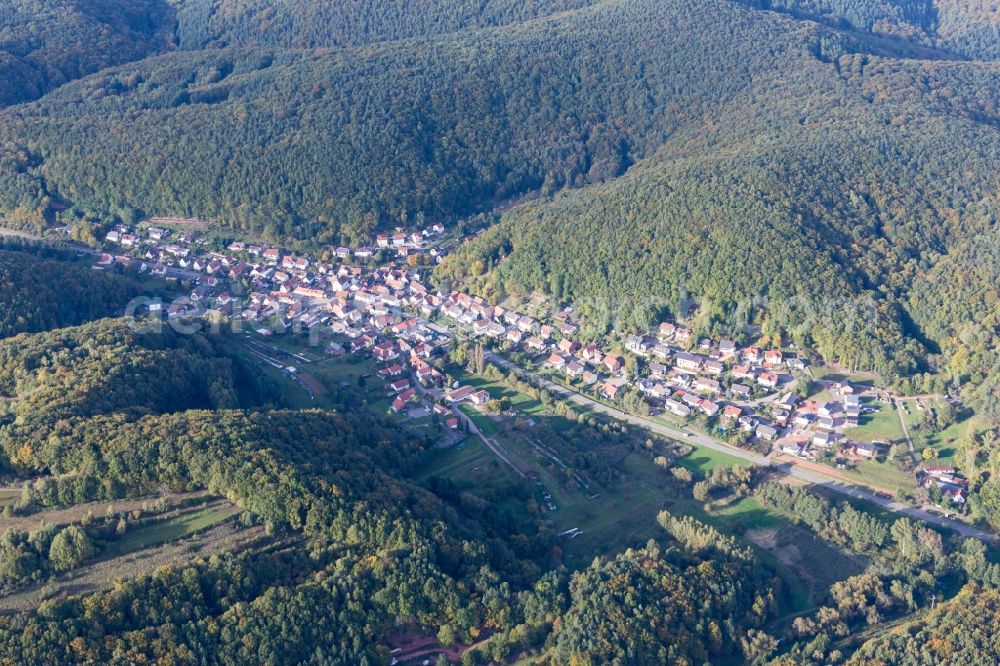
484, 352, 997, 542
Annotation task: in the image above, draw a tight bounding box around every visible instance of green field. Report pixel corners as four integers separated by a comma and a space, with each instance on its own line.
849, 460, 917, 494
459, 403, 502, 436
684, 495, 865, 613
414, 437, 495, 484
677, 444, 747, 474
910, 403, 978, 470
844, 402, 905, 444
112, 503, 241, 552
810, 367, 881, 388
411, 423, 855, 614
456, 365, 591, 433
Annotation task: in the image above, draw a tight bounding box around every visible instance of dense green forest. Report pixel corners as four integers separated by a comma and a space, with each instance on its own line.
740, 0, 1000, 60
0, 318, 278, 454
0, 249, 138, 339
0, 0, 796, 241
0, 0, 999, 661
1, 0, 996, 419
0, 0, 174, 106
173, 0, 598, 50
845, 584, 1000, 665
435, 19, 1000, 415
0, 316, 783, 663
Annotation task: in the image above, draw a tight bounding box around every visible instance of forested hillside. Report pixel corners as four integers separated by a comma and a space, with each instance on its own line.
0, 0, 174, 106
174, 0, 597, 49
0, 313, 778, 663
0, 1, 999, 662
0, 0, 802, 241
845, 584, 1000, 665
0, 249, 138, 339
436, 31, 1000, 414
0, 318, 273, 455
740, 0, 1000, 60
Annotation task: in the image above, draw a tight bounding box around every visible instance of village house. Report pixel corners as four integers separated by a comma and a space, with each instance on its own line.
604, 355, 624, 375
652, 344, 672, 360
699, 400, 720, 416
389, 378, 411, 393
378, 363, 404, 378
722, 405, 743, 422
730, 384, 752, 399
764, 350, 783, 366
558, 338, 581, 355
625, 335, 651, 355
372, 342, 399, 362
756, 424, 779, 441
758, 372, 779, 389
664, 398, 690, 417
818, 402, 838, 418
812, 431, 834, 447
546, 353, 568, 369
919, 467, 968, 504
648, 361, 668, 377
602, 378, 626, 400
781, 440, 809, 457
469, 390, 491, 406
580, 345, 604, 365
657, 322, 676, 339
855, 442, 879, 458
693, 377, 721, 394
446, 385, 477, 403
390, 388, 418, 413
674, 352, 703, 372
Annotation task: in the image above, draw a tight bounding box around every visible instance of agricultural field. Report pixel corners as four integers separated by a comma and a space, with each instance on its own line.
411, 396, 862, 617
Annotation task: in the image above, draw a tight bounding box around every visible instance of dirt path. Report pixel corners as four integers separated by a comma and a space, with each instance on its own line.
894, 399, 918, 461
0, 520, 266, 614
0, 490, 211, 531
